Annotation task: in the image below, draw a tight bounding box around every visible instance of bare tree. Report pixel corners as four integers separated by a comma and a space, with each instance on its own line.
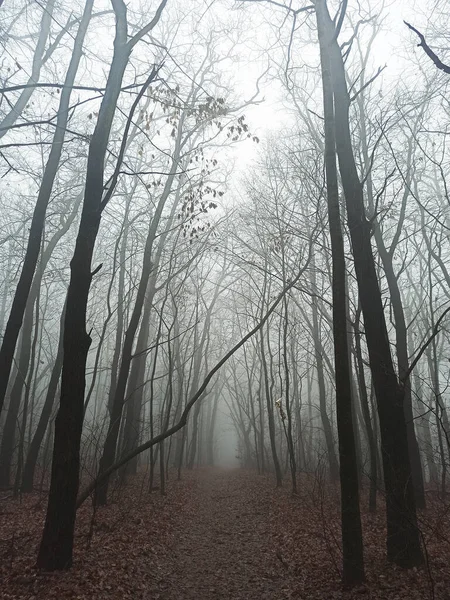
36, 0, 168, 570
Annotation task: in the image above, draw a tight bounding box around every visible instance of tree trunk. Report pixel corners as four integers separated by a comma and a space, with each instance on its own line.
95, 114, 184, 505
0, 294, 35, 488
316, 2, 365, 582
21, 301, 66, 493
37, 2, 136, 568
354, 307, 377, 512
319, 0, 423, 568
260, 322, 282, 487
0, 0, 92, 415
310, 269, 339, 481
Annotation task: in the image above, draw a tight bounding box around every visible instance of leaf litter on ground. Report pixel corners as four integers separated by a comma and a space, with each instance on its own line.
1, 468, 450, 599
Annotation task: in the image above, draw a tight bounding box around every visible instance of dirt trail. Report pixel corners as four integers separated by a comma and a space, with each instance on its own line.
4, 467, 446, 599
157, 468, 290, 600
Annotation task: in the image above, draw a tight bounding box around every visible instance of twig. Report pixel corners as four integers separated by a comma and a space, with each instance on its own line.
349, 65, 386, 102
402, 306, 450, 384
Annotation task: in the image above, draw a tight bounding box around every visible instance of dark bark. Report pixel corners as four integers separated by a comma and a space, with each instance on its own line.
0, 195, 81, 488
21, 300, 66, 493
0, 294, 34, 488
364, 143, 426, 508
320, 0, 423, 568
354, 28, 425, 508
0, 0, 92, 415
13, 285, 41, 497
260, 322, 282, 487
310, 271, 339, 481
281, 297, 297, 494
316, 0, 365, 583
291, 340, 305, 471
106, 211, 128, 416
354, 307, 377, 512
427, 341, 449, 497
37, 0, 168, 570
404, 21, 450, 75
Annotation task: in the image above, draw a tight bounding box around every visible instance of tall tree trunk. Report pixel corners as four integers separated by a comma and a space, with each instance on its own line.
95, 113, 184, 505
14, 285, 41, 497
21, 301, 66, 493
0, 196, 82, 487
36, 0, 168, 569
0, 293, 35, 488
310, 266, 339, 481
206, 387, 220, 466
0, 0, 92, 415
281, 296, 297, 494
260, 319, 282, 486
356, 43, 426, 510
319, 0, 423, 568
372, 222, 425, 509
316, 2, 364, 582
353, 307, 377, 512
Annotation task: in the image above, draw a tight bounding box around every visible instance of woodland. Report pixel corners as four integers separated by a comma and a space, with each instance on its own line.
1, 0, 450, 598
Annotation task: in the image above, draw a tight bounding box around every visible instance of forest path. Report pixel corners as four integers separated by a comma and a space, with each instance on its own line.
155, 468, 291, 600
3, 467, 446, 599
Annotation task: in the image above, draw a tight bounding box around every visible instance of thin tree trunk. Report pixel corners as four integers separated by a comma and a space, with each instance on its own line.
310, 268, 339, 481
21, 300, 66, 493
354, 307, 377, 512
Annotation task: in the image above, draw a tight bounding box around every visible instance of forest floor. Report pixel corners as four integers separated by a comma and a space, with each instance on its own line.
1, 468, 450, 599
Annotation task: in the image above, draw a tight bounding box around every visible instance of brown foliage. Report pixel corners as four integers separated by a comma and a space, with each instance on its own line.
1, 469, 450, 599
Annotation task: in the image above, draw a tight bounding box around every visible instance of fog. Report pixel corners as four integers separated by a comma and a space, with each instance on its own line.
1, 0, 450, 596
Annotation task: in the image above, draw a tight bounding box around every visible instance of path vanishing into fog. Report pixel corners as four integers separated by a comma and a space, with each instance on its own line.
157, 469, 292, 600
3, 468, 446, 599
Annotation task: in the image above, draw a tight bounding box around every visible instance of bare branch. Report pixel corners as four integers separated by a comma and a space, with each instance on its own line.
76, 241, 315, 508
99, 64, 162, 211
333, 0, 348, 40
238, 0, 314, 16
349, 64, 386, 102
402, 306, 450, 384
404, 21, 450, 75
128, 0, 169, 49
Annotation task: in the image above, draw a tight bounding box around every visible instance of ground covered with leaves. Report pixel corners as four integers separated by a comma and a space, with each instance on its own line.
1, 468, 450, 599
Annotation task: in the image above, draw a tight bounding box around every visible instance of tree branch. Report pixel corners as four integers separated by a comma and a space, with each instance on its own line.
99, 64, 162, 211
333, 0, 348, 41
349, 65, 386, 102
128, 0, 169, 49
401, 306, 450, 384
76, 243, 314, 508
238, 0, 314, 16
404, 21, 450, 75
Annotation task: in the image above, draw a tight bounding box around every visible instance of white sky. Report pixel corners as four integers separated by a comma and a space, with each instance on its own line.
227, 0, 443, 171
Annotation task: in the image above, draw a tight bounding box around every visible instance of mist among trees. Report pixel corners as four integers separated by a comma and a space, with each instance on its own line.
1, 0, 450, 598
